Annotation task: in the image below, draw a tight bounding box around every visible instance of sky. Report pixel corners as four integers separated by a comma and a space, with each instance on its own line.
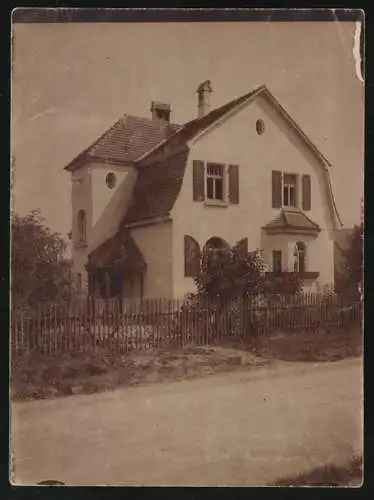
11, 21, 364, 237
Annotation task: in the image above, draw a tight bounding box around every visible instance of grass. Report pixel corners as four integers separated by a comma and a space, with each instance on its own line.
271, 456, 363, 487
11, 325, 362, 402
11, 345, 268, 401
255, 325, 362, 362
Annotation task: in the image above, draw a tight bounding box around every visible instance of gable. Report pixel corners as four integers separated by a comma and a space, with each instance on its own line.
187, 88, 342, 229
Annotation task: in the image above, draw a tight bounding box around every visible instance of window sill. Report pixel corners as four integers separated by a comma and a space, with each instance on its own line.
204, 199, 228, 208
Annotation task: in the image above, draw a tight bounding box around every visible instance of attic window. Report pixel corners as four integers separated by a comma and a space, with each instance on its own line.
105, 172, 117, 189
256, 119, 265, 135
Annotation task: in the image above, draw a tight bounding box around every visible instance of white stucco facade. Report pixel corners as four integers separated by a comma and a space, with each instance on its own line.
71, 161, 137, 293
129, 220, 174, 299
69, 91, 339, 300
171, 94, 336, 298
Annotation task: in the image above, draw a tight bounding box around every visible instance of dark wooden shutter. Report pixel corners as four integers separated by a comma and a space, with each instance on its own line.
228, 164, 239, 204
236, 238, 248, 257
193, 160, 205, 201
184, 235, 201, 277
272, 250, 282, 273
302, 174, 311, 211
272, 171, 282, 208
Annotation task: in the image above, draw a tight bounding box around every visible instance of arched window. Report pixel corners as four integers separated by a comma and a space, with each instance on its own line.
77, 209, 86, 244
294, 241, 306, 273
204, 237, 229, 252
203, 237, 230, 266
256, 119, 265, 135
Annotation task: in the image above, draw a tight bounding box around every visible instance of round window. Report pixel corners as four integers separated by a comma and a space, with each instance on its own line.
105, 172, 117, 189
256, 119, 265, 135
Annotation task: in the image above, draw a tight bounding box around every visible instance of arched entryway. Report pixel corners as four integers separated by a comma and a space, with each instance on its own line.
203, 236, 230, 253
202, 237, 230, 267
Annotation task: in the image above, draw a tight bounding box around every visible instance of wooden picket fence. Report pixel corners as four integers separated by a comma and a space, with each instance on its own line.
10, 293, 362, 355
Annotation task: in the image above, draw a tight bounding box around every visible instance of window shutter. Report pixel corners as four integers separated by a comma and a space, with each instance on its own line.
302, 174, 311, 211
228, 164, 239, 204
236, 238, 248, 257
193, 160, 205, 201
184, 235, 201, 277
272, 171, 282, 208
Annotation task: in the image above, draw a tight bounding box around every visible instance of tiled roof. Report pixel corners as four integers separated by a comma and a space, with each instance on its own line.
262, 209, 321, 233
88, 229, 146, 269
65, 115, 180, 171
124, 150, 189, 224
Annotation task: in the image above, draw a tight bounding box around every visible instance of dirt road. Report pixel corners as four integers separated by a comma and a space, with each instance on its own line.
11, 358, 363, 486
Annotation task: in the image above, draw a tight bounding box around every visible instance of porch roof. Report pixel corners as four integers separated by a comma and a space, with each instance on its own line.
88, 230, 146, 270
262, 209, 321, 233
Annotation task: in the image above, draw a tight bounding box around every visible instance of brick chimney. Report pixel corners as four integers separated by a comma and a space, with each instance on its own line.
196, 80, 213, 118
151, 101, 171, 122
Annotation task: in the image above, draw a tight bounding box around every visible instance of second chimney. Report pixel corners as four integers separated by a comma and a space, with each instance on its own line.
151, 101, 171, 122
196, 80, 213, 118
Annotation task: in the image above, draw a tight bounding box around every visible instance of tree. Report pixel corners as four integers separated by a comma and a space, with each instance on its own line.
194, 244, 301, 300
173, 245, 302, 341
340, 223, 363, 298
11, 209, 74, 309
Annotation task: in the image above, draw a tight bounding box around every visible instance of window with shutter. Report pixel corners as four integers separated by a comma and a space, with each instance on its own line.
193, 160, 205, 201
184, 235, 201, 277
283, 174, 297, 208
302, 174, 311, 211
272, 251, 282, 273
228, 164, 239, 204
206, 163, 225, 201
272, 171, 282, 208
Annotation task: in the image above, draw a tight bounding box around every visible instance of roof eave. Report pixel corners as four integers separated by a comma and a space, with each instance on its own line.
124, 214, 172, 229
261, 87, 333, 168
262, 226, 321, 236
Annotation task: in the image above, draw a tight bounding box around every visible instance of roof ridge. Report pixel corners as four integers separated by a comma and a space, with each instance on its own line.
182, 84, 266, 130
125, 114, 180, 128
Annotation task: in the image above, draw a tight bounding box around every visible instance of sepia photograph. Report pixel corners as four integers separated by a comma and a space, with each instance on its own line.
10, 10, 364, 487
